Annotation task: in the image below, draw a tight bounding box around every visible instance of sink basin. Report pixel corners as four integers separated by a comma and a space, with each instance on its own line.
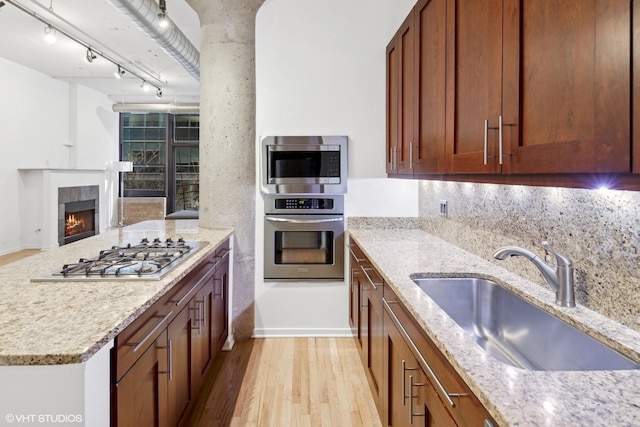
411, 276, 640, 371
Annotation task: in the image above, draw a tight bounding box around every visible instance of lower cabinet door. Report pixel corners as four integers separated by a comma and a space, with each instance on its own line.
167, 305, 194, 427
192, 280, 214, 394
212, 255, 230, 353
114, 330, 168, 427
384, 308, 456, 427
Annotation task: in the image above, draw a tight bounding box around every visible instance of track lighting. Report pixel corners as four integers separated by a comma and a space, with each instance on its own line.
43, 25, 56, 44
114, 65, 125, 79
85, 48, 97, 63
8, 0, 166, 97
158, 0, 168, 28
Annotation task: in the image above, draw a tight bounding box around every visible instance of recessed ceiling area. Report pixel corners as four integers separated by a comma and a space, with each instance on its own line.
0, 0, 200, 103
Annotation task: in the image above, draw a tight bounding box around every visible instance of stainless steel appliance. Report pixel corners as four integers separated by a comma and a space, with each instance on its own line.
32, 238, 205, 282
261, 135, 348, 194
264, 195, 344, 280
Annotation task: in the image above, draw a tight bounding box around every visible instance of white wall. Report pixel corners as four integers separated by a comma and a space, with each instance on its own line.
0, 58, 119, 255
254, 0, 418, 336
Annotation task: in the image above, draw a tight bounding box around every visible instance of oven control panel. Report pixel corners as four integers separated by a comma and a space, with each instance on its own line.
274, 198, 335, 210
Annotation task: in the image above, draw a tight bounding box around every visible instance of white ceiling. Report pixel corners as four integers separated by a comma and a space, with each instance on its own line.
0, 0, 200, 104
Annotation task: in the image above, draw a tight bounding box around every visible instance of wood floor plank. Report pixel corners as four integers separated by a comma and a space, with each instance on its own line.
0, 249, 39, 267
190, 337, 382, 427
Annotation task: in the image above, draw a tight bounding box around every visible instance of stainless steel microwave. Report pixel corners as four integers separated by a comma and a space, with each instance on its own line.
261, 135, 348, 194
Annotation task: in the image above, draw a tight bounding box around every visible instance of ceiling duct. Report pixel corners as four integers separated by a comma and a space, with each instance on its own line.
112, 103, 200, 113
106, 0, 200, 81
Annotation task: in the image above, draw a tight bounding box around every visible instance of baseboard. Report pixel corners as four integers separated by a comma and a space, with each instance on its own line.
252, 327, 354, 338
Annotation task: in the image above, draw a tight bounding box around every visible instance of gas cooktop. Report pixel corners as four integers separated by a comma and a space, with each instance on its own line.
32, 238, 206, 282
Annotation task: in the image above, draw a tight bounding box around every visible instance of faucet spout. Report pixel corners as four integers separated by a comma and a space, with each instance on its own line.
493, 241, 576, 308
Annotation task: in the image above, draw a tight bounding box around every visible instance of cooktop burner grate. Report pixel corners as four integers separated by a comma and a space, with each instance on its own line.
32, 238, 206, 282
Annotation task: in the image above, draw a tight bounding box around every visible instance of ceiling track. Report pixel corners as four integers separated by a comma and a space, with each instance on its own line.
106, 0, 200, 81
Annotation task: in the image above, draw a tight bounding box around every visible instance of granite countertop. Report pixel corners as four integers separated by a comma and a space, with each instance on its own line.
349, 228, 640, 427
0, 220, 233, 366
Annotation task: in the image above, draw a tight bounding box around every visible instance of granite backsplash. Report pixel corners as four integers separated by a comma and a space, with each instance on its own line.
416, 180, 640, 333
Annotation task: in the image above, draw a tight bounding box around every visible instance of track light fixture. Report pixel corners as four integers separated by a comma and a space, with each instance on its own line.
7, 0, 166, 98
85, 48, 97, 63
114, 65, 125, 79
43, 25, 56, 44
158, 0, 168, 28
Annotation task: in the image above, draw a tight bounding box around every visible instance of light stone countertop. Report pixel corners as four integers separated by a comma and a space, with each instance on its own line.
349, 228, 640, 427
0, 220, 233, 366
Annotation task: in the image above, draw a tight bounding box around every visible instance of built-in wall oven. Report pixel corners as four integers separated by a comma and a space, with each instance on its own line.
264, 194, 344, 280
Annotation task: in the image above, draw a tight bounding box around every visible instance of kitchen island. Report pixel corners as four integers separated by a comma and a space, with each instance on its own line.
0, 220, 233, 426
349, 227, 640, 427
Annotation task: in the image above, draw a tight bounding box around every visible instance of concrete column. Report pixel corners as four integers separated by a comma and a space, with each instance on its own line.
186, 0, 264, 340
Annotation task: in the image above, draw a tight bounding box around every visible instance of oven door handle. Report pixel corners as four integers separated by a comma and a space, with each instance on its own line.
265, 217, 343, 224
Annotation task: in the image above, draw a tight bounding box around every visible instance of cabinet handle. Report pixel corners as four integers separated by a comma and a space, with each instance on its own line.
483, 119, 489, 165
361, 267, 379, 290
124, 310, 173, 354
171, 268, 212, 307
348, 245, 366, 263
498, 115, 503, 165
158, 338, 173, 381
383, 299, 457, 408
200, 298, 207, 327
484, 419, 496, 427
409, 142, 413, 169
409, 375, 426, 424
168, 339, 173, 380
402, 359, 418, 406
394, 146, 398, 170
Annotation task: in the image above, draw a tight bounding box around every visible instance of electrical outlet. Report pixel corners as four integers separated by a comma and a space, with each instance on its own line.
439, 200, 448, 217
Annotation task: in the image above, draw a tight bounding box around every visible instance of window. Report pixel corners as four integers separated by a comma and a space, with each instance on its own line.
120, 112, 199, 214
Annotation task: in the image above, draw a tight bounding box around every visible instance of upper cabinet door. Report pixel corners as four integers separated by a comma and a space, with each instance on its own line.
445, 0, 504, 173
412, 0, 447, 174
502, 0, 631, 174
633, 0, 640, 174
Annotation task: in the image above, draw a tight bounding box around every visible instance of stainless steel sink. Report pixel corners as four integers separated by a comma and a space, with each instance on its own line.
411, 276, 640, 371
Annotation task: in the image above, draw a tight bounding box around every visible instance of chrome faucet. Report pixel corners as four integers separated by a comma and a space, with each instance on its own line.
493, 241, 576, 308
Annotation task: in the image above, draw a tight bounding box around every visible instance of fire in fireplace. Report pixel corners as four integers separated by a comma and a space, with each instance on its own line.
63, 199, 97, 244
65, 211, 94, 238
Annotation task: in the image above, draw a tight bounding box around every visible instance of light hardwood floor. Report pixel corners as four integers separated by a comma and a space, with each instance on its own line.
0, 249, 40, 267
191, 338, 382, 427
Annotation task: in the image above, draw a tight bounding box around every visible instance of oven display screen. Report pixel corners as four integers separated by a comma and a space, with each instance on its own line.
274, 198, 334, 210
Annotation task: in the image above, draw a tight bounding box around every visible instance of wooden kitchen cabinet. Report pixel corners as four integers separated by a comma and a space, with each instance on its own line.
348, 245, 361, 337
388, 0, 633, 182
386, 0, 447, 176
383, 285, 496, 427
383, 303, 456, 427
112, 238, 231, 427
212, 244, 231, 354
167, 304, 195, 427
113, 330, 169, 427
446, 0, 631, 175
348, 240, 384, 412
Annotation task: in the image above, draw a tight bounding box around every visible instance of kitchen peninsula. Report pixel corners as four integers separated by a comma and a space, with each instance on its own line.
0, 220, 233, 426
349, 225, 640, 426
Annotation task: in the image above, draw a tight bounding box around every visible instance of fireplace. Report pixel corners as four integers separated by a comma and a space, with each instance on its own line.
58, 186, 100, 246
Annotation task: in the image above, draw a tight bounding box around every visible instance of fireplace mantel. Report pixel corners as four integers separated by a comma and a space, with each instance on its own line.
18, 169, 110, 250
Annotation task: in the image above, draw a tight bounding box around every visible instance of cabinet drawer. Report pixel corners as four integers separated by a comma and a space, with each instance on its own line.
114, 302, 173, 382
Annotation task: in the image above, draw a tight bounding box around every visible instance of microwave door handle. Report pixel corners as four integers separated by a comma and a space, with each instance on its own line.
265, 217, 343, 224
